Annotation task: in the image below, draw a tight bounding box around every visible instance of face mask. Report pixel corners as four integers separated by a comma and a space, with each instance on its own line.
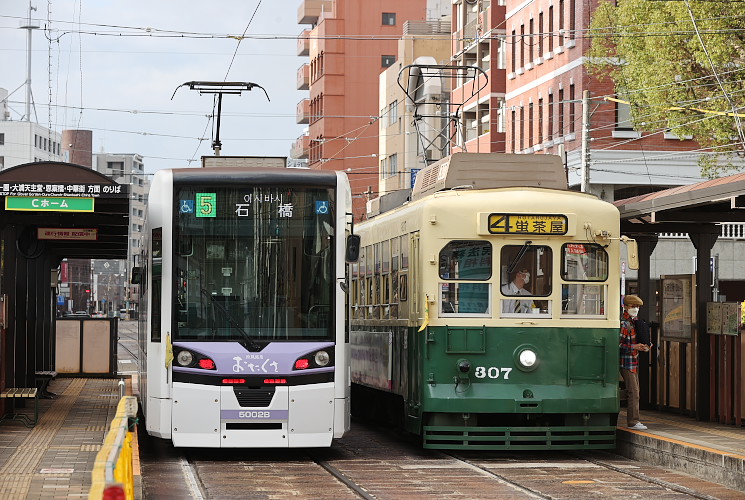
521, 272, 530, 284
627, 307, 639, 318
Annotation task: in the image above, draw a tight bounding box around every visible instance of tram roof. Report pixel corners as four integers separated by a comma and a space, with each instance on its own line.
615, 172, 745, 234
0, 161, 130, 260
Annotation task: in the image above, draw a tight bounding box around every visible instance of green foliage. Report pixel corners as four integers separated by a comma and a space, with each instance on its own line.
587, 0, 745, 177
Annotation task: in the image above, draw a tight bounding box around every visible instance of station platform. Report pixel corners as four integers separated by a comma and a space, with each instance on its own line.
0, 377, 141, 499
0, 381, 742, 498
617, 408, 745, 493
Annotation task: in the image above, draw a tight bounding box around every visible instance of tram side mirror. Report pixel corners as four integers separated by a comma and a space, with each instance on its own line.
131, 266, 143, 284
621, 236, 639, 270
345, 234, 361, 262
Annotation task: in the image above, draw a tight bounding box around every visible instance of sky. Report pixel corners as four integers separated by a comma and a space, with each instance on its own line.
0, 0, 307, 174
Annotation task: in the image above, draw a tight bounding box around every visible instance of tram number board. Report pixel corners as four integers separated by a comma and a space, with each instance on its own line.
487, 213, 568, 235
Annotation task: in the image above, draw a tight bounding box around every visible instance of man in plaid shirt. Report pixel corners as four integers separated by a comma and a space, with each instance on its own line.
620, 294, 650, 430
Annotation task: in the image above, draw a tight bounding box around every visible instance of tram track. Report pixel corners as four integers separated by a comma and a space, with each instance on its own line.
443, 453, 553, 499
576, 453, 721, 500
447, 450, 725, 499
309, 453, 377, 500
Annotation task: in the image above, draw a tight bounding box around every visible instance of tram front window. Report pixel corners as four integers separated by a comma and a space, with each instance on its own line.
173, 185, 335, 341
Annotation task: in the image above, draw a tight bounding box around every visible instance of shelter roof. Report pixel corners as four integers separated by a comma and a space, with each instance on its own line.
0, 162, 130, 260
614, 172, 745, 233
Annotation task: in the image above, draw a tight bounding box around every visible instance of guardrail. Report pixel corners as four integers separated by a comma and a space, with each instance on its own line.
88, 395, 138, 500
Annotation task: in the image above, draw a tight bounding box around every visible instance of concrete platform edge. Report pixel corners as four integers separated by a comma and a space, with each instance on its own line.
616, 428, 745, 492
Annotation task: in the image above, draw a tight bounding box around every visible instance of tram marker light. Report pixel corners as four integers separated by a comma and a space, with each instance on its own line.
198, 358, 216, 370
222, 378, 246, 384
294, 359, 310, 370
264, 378, 287, 384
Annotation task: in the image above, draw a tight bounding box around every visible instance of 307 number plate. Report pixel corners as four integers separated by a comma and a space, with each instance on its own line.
474, 366, 513, 379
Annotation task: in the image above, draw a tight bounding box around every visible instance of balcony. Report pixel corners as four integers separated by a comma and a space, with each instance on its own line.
296, 99, 310, 124
296, 64, 309, 90
291, 134, 310, 159
298, 0, 332, 25
297, 29, 310, 56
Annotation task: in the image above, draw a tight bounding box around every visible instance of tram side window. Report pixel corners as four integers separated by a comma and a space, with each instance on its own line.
350, 259, 362, 319
561, 243, 608, 317
151, 227, 162, 342
500, 245, 552, 315
439, 240, 492, 316
390, 237, 399, 317
381, 240, 391, 319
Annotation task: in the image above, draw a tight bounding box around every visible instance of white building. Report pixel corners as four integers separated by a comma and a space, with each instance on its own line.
94, 152, 149, 314
0, 88, 63, 169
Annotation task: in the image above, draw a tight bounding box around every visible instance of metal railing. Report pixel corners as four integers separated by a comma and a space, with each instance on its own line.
660, 223, 745, 239
88, 396, 138, 500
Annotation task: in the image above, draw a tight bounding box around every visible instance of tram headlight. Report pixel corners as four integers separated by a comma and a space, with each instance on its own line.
314, 350, 330, 367
518, 349, 537, 368
293, 348, 335, 370
176, 350, 194, 367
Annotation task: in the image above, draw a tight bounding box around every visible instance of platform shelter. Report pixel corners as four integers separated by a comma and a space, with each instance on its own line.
616, 173, 745, 425
0, 162, 130, 417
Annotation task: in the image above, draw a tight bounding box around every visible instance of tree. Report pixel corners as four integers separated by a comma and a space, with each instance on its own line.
587, 0, 745, 177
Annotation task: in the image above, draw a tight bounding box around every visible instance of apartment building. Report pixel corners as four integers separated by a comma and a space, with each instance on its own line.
502, 0, 718, 202
451, 0, 508, 155
295, 0, 445, 219
376, 20, 452, 200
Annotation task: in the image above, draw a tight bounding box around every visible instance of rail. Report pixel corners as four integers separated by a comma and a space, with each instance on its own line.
88, 395, 138, 500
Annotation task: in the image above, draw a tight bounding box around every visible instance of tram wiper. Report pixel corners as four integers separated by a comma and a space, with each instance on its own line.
507, 240, 532, 274
200, 289, 261, 352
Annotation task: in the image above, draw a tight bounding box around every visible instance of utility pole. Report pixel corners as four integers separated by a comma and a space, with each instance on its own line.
20, 2, 39, 162
20, 1, 39, 122
580, 90, 591, 193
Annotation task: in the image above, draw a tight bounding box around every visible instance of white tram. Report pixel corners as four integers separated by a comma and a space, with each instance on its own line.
135, 166, 353, 448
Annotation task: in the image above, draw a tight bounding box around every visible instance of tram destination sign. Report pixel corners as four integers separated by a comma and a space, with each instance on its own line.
0, 182, 128, 198
487, 213, 568, 235
5, 196, 95, 212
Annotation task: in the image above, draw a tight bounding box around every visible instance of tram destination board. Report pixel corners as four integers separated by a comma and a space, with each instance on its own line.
487, 213, 568, 235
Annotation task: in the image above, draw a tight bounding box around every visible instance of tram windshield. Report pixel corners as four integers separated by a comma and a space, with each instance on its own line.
173, 184, 335, 342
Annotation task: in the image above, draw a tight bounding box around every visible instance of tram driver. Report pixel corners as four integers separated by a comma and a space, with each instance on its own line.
501, 268, 534, 313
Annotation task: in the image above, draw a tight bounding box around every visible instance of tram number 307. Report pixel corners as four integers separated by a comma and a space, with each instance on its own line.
474, 367, 513, 379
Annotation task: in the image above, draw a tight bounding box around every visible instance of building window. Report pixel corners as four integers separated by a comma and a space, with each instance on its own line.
0, 156, 4, 169
520, 24, 525, 68
548, 6, 554, 52
388, 100, 398, 126
0, 133, 4, 145
616, 98, 634, 130
511, 109, 516, 152
511, 30, 517, 73
382, 13, 396, 25
528, 102, 534, 147
548, 92, 554, 140
519, 107, 525, 151
529, 18, 534, 63
538, 12, 544, 57
388, 154, 398, 178
538, 98, 544, 143
382, 55, 395, 67
569, 84, 576, 134
559, 87, 565, 138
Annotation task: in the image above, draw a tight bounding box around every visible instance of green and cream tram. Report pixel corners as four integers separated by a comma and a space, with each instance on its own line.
350, 153, 633, 450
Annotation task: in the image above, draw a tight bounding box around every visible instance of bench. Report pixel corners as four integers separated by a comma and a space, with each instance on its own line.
35, 370, 58, 399
0, 388, 39, 427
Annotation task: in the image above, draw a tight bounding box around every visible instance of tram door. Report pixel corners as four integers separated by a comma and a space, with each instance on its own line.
407, 232, 422, 429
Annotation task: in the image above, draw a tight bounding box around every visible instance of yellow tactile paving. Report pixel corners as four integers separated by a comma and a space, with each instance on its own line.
0, 378, 85, 499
